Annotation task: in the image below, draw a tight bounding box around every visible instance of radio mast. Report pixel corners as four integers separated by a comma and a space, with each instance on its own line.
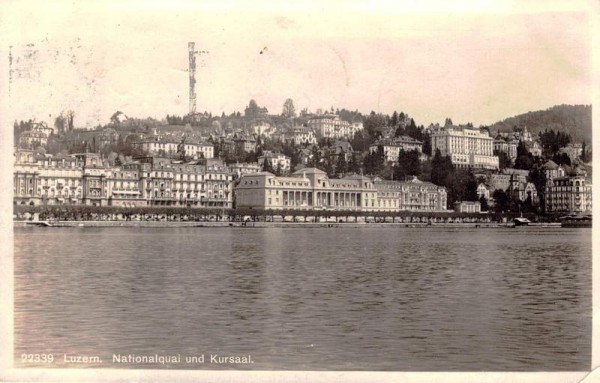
188, 42, 209, 117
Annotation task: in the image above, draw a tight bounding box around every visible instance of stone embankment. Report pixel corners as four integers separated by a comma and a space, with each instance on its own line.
13, 220, 562, 228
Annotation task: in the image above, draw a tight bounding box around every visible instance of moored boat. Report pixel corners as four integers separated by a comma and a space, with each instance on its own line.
512, 217, 531, 227
560, 214, 592, 228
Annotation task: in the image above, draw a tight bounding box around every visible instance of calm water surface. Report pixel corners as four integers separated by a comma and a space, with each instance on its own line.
14, 227, 591, 370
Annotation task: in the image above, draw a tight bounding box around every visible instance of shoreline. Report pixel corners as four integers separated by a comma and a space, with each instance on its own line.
14, 220, 563, 229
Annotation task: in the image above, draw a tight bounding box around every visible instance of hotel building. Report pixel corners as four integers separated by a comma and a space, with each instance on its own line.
13, 150, 233, 208
307, 114, 363, 140
235, 168, 447, 212
545, 165, 592, 214
258, 151, 291, 173
132, 138, 214, 159
431, 126, 499, 169
369, 136, 424, 164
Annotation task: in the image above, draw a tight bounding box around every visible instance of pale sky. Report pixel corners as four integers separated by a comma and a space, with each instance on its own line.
0, 1, 595, 129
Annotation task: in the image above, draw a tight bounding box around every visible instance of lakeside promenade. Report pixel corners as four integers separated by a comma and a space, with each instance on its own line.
14, 220, 562, 228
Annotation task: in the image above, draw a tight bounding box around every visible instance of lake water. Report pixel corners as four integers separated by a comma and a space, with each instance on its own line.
14, 226, 591, 371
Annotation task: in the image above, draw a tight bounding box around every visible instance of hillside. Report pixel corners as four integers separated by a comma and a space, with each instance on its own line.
490, 104, 592, 145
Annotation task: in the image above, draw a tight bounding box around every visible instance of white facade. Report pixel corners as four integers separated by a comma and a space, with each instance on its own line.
133, 140, 214, 159
369, 136, 423, 163
286, 127, 318, 145
307, 115, 362, 140
228, 162, 261, 178
258, 152, 291, 173
432, 127, 499, 169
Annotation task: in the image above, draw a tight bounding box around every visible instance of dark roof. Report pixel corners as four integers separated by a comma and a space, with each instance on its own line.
541, 160, 559, 170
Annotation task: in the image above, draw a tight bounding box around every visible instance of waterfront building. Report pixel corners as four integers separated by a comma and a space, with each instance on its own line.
454, 201, 482, 213
14, 150, 84, 206
545, 165, 592, 214
235, 168, 447, 212
13, 150, 233, 208
204, 159, 234, 208
369, 136, 424, 164
307, 114, 362, 140
235, 168, 379, 211
431, 126, 499, 169
374, 177, 447, 211
107, 166, 143, 207
75, 153, 112, 206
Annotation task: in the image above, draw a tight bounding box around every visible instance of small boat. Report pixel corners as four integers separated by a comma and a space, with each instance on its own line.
25, 220, 53, 227
512, 217, 531, 227
560, 214, 592, 228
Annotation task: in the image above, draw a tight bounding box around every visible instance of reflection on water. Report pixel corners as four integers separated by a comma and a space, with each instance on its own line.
14, 227, 591, 370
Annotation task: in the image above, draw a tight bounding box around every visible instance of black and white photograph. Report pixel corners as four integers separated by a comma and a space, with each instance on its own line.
1, 1, 597, 382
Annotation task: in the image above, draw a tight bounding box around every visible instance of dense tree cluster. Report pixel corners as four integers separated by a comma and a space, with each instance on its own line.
539, 129, 571, 157
491, 104, 591, 146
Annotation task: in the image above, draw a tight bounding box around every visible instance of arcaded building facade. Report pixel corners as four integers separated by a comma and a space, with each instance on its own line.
235, 168, 447, 212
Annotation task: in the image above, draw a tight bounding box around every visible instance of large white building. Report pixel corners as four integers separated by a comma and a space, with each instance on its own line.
285, 126, 318, 145
544, 161, 592, 214
13, 150, 233, 208
493, 136, 518, 160
258, 151, 291, 173
431, 126, 499, 169
235, 168, 447, 212
132, 138, 214, 159
369, 136, 424, 163
307, 114, 362, 140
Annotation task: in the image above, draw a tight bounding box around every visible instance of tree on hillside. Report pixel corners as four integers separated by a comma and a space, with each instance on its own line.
364, 146, 384, 175
462, 169, 479, 201
552, 152, 571, 167
363, 111, 388, 138
282, 99, 296, 118
430, 149, 454, 187
494, 150, 512, 170
395, 149, 421, 180
395, 125, 406, 137
422, 133, 432, 156
262, 159, 274, 173
514, 140, 534, 170
390, 111, 398, 127
348, 153, 362, 174
581, 140, 590, 162
308, 145, 321, 168
350, 130, 374, 152
490, 105, 591, 146
528, 165, 546, 213
335, 152, 348, 175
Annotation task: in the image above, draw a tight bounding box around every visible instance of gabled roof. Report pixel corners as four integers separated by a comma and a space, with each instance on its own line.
541, 160, 559, 170
292, 167, 326, 176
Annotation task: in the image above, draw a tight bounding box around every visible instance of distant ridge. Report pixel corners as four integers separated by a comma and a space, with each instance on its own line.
489, 104, 592, 145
